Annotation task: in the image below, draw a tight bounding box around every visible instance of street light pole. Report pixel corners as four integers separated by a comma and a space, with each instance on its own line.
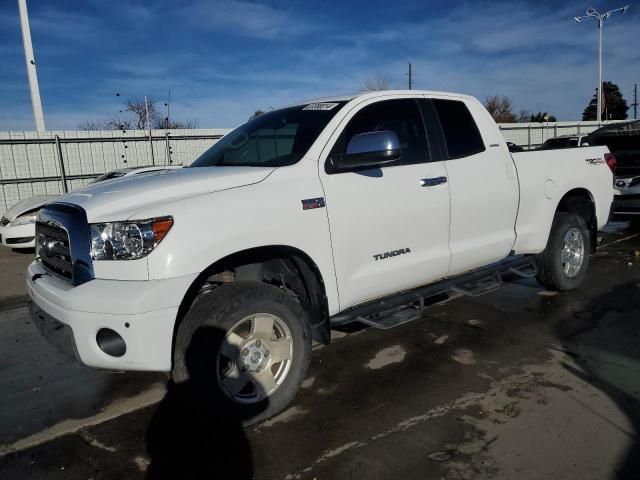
598, 21, 602, 123
574, 5, 629, 124
17, 0, 46, 132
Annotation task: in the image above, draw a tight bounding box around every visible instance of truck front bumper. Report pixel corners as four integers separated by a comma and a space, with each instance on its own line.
31, 301, 82, 362
27, 260, 198, 371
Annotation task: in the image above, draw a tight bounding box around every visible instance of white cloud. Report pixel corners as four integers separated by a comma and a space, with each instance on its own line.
185, 0, 317, 38
3, 0, 638, 130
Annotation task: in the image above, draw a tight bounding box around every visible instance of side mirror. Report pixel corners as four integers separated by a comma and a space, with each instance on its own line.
330, 130, 401, 172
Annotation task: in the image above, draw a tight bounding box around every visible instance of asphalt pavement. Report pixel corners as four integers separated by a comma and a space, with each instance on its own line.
0, 223, 639, 479
0, 247, 33, 311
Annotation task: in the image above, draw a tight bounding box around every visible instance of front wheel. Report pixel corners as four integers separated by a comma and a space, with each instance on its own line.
535, 212, 591, 291
173, 281, 312, 425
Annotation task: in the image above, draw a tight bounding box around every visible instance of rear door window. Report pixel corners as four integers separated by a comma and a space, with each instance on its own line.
433, 99, 485, 159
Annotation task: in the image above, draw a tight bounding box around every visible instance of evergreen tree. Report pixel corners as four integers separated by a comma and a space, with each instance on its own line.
530, 112, 557, 123
582, 81, 629, 121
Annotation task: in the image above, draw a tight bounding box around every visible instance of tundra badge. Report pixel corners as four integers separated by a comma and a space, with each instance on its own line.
374, 248, 411, 261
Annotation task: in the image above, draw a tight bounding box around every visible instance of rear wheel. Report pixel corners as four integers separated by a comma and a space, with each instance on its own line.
173, 281, 312, 425
535, 212, 591, 291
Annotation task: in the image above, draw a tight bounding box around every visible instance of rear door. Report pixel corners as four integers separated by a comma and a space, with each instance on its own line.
319, 97, 451, 309
427, 97, 519, 274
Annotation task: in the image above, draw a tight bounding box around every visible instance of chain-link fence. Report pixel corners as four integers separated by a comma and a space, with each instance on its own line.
0, 121, 626, 213
498, 120, 625, 150
0, 128, 229, 213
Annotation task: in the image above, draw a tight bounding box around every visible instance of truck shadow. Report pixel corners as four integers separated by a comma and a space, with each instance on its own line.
554, 281, 640, 479
146, 325, 263, 480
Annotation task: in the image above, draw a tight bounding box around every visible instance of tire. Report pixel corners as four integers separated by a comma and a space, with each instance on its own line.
172, 281, 312, 425
535, 212, 591, 291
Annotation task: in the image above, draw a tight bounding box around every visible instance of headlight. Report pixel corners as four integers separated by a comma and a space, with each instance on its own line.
90, 217, 173, 260
11, 212, 37, 226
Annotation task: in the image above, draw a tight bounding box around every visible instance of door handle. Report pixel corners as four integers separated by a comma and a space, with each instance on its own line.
420, 176, 448, 187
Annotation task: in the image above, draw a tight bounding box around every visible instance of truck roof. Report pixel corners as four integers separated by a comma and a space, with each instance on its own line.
286, 89, 476, 108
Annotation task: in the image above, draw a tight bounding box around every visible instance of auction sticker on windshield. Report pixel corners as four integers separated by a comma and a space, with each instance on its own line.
303, 103, 339, 111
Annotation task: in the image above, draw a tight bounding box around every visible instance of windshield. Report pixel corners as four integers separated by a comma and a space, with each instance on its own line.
190, 102, 346, 168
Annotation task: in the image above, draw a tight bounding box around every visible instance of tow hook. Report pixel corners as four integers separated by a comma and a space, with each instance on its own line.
32, 273, 48, 282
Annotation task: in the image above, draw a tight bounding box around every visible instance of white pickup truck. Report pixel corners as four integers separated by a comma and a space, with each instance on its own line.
28, 90, 614, 423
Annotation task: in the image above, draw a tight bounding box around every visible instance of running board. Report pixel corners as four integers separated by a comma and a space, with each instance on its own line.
509, 264, 537, 278
451, 274, 501, 297
330, 255, 537, 330
357, 306, 424, 330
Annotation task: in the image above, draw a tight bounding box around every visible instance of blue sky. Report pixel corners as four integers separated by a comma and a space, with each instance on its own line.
1, 0, 638, 130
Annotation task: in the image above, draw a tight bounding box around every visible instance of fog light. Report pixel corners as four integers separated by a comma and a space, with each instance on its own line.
96, 328, 126, 357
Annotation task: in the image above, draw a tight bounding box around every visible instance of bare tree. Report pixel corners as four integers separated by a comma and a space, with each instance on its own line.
79, 97, 199, 131
517, 110, 532, 123
363, 74, 391, 91
77, 119, 108, 131
153, 117, 199, 129
125, 99, 159, 129
104, 117, 132, 130
484, 96, 517, 123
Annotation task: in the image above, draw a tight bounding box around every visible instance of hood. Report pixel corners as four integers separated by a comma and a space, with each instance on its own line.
3, 195, 59, 221
55, 166, 275, 221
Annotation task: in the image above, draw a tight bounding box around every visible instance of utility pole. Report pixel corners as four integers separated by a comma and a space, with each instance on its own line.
18, 0, 46, 131
408, 63, 412, 90
166, 90, 171, 127
144, 94, 155, 165
144, 95, 151, 130
633, 84, 638, 120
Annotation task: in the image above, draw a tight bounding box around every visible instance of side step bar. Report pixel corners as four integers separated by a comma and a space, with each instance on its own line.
330, 255, 537, 330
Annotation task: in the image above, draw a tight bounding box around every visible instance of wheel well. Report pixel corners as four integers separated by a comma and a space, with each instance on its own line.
556, 189, 597, 252
173, 246, 330, 363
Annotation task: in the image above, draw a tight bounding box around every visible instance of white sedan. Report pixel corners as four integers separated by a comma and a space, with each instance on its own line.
0, 165, 181, 249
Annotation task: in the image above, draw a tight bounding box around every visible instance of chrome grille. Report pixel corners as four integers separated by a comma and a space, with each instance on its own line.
0, 216, 9, 226
36, 203, 94, 286
36, 221, 73, 281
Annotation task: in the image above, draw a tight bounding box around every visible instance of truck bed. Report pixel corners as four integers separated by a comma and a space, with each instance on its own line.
510, 146, 613, 254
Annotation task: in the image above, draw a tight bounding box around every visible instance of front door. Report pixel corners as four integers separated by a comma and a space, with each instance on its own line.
319, 97, 452, 309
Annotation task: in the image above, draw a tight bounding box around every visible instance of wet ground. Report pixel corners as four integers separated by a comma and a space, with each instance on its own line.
0, 247, 32, 311
0, 222, 639, 479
